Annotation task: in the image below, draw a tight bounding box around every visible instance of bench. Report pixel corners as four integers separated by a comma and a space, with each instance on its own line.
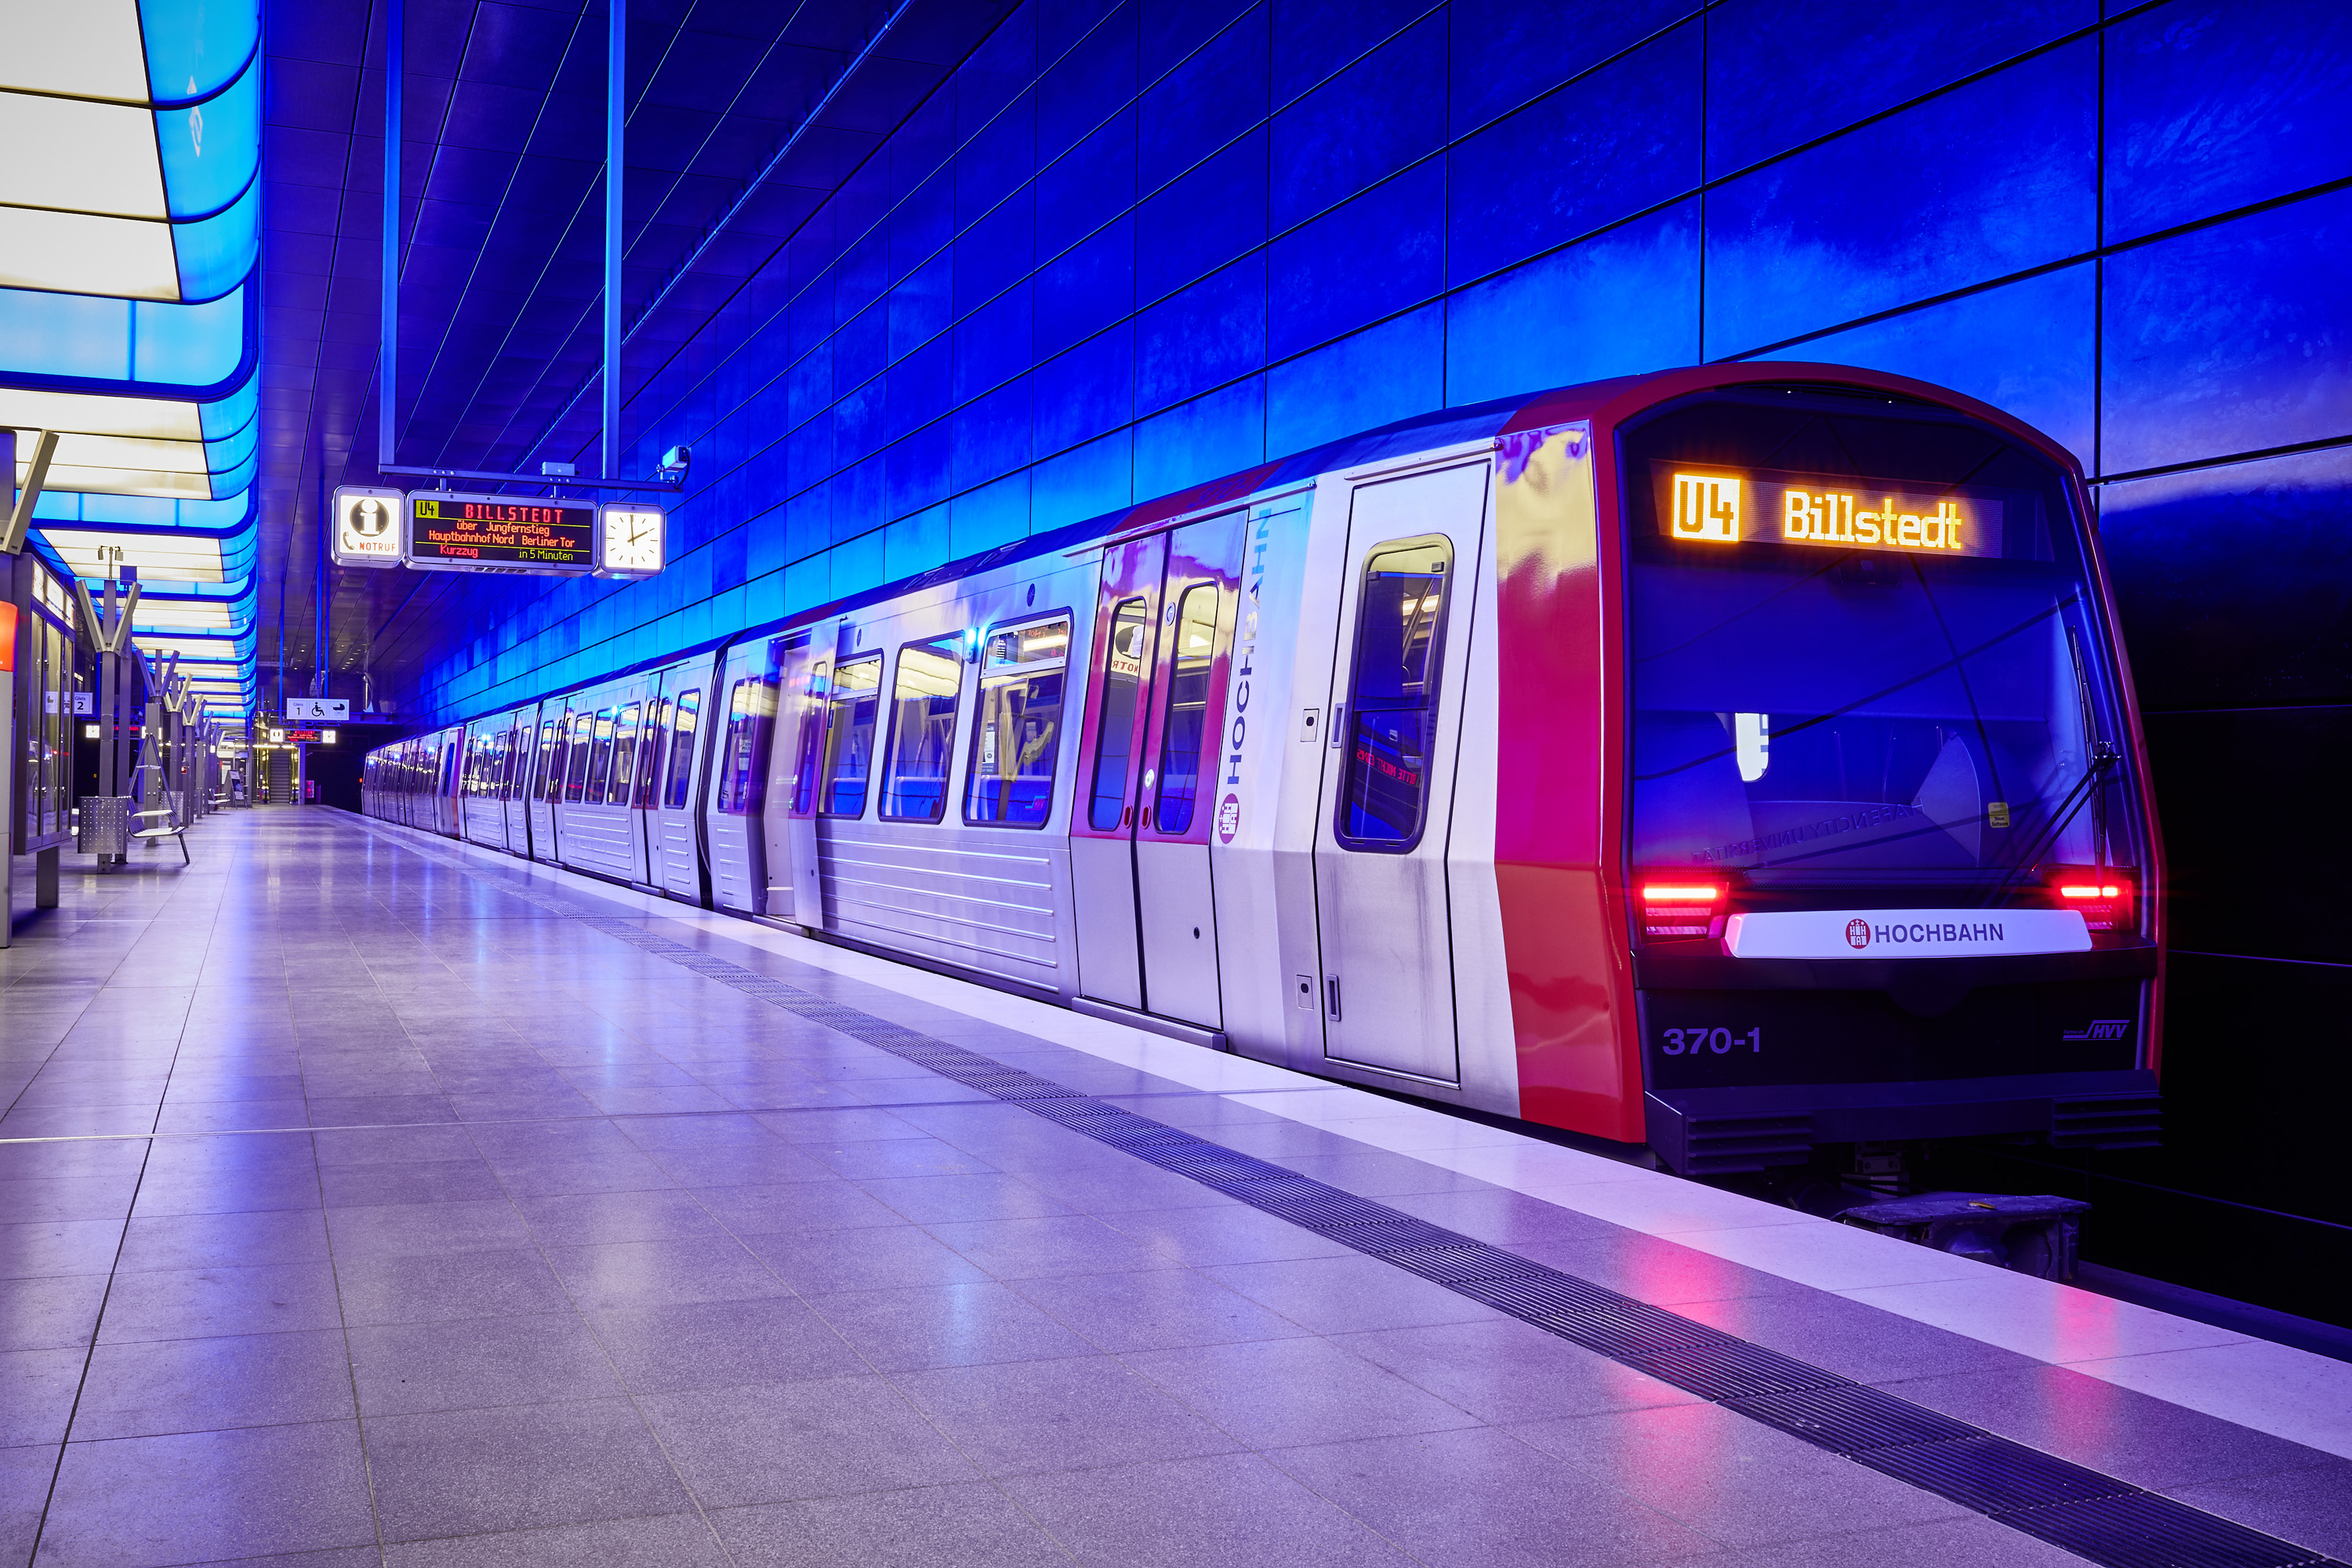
131, 809, 191, 865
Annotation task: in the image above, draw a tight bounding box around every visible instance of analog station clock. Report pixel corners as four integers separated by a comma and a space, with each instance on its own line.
597, 503, 667, 578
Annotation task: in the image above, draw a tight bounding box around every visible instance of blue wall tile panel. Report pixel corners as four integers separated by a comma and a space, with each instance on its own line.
1704, 39, 2096, 357
2102, 187, 2352, 476
2104, 0, 2352, 245
1447, 20, 1700, 286
1705, 0, 2092, 173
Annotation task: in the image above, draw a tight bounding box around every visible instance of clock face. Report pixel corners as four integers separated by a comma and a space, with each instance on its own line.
600, 506, 665, 575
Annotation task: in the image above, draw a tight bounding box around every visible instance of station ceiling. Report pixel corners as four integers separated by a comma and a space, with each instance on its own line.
256, 0, 1007, 710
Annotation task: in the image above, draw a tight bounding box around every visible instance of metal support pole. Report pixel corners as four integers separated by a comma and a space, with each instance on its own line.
98, 580, 116, 801
601, 0, 625, 479
380, 0, 404, 471
1, 621, 12, 945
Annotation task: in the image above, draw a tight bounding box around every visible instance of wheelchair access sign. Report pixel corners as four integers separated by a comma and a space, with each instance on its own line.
285, 698, 349, 722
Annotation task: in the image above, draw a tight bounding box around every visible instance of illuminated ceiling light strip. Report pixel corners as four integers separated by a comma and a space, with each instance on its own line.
0, 2, 150, 102
0, 387, 204, 440
0, 206, 178, 299
0, 91, 167, 217
30, 465, 215, 500
0, 281, 249, 393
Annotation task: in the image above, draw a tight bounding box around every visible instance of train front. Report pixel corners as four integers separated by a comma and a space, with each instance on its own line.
1607, 377, 2161, 1178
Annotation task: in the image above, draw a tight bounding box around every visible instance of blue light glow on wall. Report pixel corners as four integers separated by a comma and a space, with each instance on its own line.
406, 0, 2347, 748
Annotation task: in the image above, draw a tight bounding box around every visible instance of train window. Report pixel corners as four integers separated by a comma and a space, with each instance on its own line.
662, 689, 700, 810
1336, 537, 1452, 848
562, 711, 596, 802
789, 661, 832, 815
819, 655, 884, 816
582, 708, 618, 804
880, 637, 963, 822
506, 724, 528, 800
966, 617, 1069, 828
1087, 597, 1152, 831
610, 703, 642, 807
717, 677, 776, 815
636, 699, 668, 808
537, 720, 563, 803
1152, 586, 1219, 833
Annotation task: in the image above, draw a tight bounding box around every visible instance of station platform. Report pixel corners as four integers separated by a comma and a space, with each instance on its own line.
3, 810, 2348, 1566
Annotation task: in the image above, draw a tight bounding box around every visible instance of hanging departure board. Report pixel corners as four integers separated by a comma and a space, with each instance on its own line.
406, 492, 599, 575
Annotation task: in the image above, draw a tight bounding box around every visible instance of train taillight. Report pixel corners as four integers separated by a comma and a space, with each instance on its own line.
2045, 867, 2136, 932
1639, 880, 1725, 941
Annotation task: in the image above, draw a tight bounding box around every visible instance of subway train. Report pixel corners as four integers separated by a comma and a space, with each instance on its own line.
365, 362, 2165, 1177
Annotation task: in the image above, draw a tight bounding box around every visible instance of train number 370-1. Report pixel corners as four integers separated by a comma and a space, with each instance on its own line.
1661, 1027, 1762, 1055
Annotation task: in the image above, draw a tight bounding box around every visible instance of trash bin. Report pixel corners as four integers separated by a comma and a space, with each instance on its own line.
76, 795, 132, 855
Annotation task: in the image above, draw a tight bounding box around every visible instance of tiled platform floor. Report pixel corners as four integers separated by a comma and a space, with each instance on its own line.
2, 811, 2347, 1566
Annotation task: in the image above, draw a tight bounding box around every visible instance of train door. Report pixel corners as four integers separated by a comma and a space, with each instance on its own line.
647, 667, 706, 900
706, 643, 776, 913
503, 713, 532, 854
636, 675, 669, 887
437, 730, 463, 836
1071, 539, 1165, 1008
1310, 462, 1490, 1084
615, 681, 652, 885
1072, 515, 1242, 1025
461, 727, 499, 848
528, 707, 567, 862
768, 625, 833, 925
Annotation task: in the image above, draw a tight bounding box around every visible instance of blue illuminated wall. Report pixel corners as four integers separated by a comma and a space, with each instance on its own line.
407, 0, 2350, 1313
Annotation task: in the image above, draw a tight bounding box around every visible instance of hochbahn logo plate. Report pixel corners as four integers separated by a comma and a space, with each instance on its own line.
1725, 909, 2092, 959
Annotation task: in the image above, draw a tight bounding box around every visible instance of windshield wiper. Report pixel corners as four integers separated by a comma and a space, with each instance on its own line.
1977, 741, 2117, 910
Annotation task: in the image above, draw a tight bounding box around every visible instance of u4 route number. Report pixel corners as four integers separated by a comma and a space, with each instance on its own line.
1661, 1027, 1761, 1055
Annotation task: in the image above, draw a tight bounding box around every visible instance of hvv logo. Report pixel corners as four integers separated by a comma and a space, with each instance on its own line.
2061, 1020, 2132, 1041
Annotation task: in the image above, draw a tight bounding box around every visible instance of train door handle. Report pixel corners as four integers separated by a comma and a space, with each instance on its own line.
1329, 705, 1344, 746
1326, 977, 1341, 1022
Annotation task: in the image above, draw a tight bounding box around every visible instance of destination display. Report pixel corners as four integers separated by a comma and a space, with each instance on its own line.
406, 492, 599, 575
1656, 466, 2002, 558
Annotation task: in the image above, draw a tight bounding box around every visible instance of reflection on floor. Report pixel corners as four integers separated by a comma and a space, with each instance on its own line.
2, 811, 2347, 1566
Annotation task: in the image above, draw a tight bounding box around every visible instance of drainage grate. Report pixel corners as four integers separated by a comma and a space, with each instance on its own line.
1855, 1435, 2132, 1513
2006, 1493, 2338, 1568
1723, 1383, 1979, 1452
364, 822, 2347, 1568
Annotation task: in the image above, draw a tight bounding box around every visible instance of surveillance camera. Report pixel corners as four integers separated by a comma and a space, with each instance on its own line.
659, 445, 691, 486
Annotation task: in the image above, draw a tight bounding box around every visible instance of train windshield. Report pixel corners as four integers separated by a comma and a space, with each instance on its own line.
1621, 389, 2140, 901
